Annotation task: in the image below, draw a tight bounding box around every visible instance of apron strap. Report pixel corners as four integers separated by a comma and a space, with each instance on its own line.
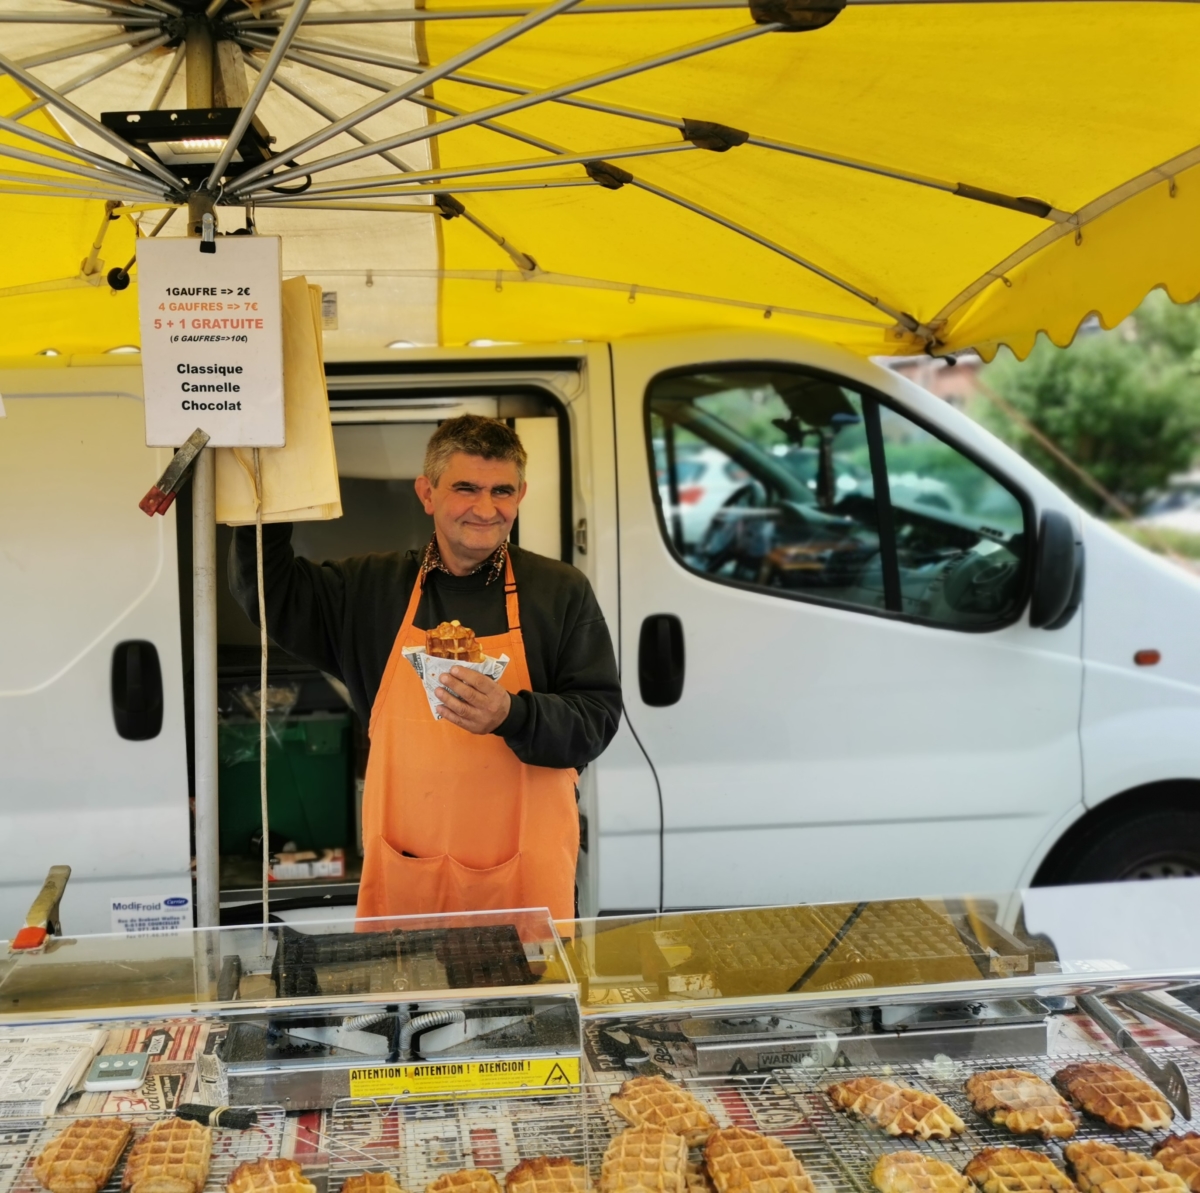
503, 550, 520, 633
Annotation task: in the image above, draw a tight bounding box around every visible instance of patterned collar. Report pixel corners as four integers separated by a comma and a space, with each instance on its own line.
419, 535, 508, 586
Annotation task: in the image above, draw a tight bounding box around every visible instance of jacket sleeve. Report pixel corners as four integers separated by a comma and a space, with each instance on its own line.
229, 522, 350, 681
493, 583, 622, 770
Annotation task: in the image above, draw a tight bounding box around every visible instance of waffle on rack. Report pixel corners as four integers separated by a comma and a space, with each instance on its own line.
227, 1159, 317, 1193
1066, 1142, 1189, 1193
600, 1128, 689, 1193
1054, 1063, 1174, 1131
33, 1118, 133, 1193
964, 1149, 1076, 1193
122, 1119, 212, 1193
828, 1077, 965, 1139
427, 1174, 502, 1193
426, 621, 484, 663
703, 1127, 814, 1193
342, 1176, 407, 1193
872, 1153, 970, 1193
1155, 1137, 1200, 1192
505, 1159, 590, 1193
611, 1077, 716, 1146
965, 1071, 1079, 1139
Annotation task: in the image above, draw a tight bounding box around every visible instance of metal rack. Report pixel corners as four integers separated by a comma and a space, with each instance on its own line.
0, 1108, 285, 1193
777, 1048, 1200, 1193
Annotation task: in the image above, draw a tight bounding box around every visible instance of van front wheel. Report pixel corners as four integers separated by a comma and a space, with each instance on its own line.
1034, 791, 1200, 885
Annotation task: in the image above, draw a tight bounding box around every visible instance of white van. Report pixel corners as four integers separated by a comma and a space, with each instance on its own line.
4, 331, 1200, 935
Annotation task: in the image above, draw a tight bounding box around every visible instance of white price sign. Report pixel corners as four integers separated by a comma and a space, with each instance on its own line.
137, 235, 284, 447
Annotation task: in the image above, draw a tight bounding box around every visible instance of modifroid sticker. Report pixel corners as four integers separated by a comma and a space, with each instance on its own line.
137, 235, 284, 447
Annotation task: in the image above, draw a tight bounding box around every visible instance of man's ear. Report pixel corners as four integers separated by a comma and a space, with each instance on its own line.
414, 475, 435, 514
515, 480, 528, 506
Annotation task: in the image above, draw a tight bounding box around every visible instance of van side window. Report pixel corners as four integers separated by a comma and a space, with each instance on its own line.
647, 366, 1029, 629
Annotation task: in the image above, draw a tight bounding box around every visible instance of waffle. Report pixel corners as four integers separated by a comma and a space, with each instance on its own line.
828, 1078, 965, 1139
227, 1159, 317, 1193
427, 1174, 502, 1193
964, 1149, 1077, 1193
343, 1177, 407, 1193
1055, 1063, 1174, 1131
600, 1128, 689, 1193
965, 1071, 1079, 1139
872, 1153, 970, 1193
506, 1160, 589, 1193
611, 1077, 716, 1146
1154, 1137, 1200, 1192
122, 1119, 212, 1193
33, 1117, 133, 1193
426, 621, 484, 663
1066, 1143, 1189, 1193
703, 1127, 815, 1193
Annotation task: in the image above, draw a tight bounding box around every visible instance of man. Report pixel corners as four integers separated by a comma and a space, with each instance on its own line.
230, 415, 621, 921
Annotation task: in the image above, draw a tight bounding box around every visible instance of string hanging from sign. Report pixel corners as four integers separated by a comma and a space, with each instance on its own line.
252, 446, 270, 954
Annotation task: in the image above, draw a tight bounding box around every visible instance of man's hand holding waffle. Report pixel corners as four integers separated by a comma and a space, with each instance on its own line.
407, 620, 511, 728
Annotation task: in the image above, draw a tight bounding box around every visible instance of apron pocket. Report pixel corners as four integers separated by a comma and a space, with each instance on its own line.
376, 837, 523, 916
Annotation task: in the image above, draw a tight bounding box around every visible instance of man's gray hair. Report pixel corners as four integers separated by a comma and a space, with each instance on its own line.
423, 413, 528, 485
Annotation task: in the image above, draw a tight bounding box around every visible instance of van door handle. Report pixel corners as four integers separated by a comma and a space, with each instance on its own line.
111, 640, 164, 741
638, 614, 685, 707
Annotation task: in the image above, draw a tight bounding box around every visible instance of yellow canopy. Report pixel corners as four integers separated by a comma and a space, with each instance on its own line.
2, 0, 1199, 360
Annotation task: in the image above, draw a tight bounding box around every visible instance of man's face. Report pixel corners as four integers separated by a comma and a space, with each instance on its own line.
415, 452, 526, 563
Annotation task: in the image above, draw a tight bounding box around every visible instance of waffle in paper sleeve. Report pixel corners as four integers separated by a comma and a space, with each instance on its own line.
403, 646, 510, 720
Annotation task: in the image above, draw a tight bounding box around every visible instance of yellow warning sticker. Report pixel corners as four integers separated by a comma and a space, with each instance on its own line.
348, 1056, 581, 1100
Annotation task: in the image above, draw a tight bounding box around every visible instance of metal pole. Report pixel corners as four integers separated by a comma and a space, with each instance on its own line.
185, 23, 221, 936
192, 450, 220, 932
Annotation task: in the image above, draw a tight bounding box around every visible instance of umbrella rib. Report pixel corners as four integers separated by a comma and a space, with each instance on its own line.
228, 0, 294, 19
0, 11, 160, 22
0, 168, 162, 198
0, 51, 184, 191
248, 0, 749, 21
240, 35, 567, 156
228, 0, 590, 194
266, 143, 692, 198
54, 0, 172, 18
630, 176, 929, 335
8, 34, 173, 121
244, 53, 419, 175
256, 178, 598, 201
0, 113, 170, 194
205, 0, 313, 189
749, 137, 1069, 220
0, 141, 168, 197
149, 39, 187, 110
14, 28, 162, 70
928, 141, 1200, 341
230, 23, 770, 196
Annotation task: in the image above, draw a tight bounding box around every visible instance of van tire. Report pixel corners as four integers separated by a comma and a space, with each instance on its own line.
1034, 783, 1200, 885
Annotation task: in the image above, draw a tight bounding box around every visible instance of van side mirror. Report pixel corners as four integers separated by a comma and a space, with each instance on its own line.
1030, 511, 1083, 629
111, 640, 164, 740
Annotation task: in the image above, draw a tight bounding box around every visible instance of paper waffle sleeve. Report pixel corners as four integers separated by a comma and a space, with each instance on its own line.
403, 648, 510, 719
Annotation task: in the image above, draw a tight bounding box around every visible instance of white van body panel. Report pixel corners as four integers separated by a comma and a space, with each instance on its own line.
0, 369, 190, 935
1079, 516, 1200, 806
610, 332, 1085, 908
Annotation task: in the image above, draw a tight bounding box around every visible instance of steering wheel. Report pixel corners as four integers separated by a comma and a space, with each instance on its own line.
927, 549, 1020, 619
695, 481, 767, 571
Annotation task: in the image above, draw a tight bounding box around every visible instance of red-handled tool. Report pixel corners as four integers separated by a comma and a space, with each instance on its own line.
140, 428, 211, 516
9, 865, 71, 952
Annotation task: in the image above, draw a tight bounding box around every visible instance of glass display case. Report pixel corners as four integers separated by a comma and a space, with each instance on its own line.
2, 883, 1200, 1193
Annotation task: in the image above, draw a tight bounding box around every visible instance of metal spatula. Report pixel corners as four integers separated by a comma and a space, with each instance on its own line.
1077, 994, 1192, 1119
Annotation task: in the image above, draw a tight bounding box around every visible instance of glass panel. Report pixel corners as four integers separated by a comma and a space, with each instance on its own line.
649, 369, 886, 612
877, 404, 1028, 627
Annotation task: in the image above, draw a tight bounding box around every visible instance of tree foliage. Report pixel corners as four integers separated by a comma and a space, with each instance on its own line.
980, 291, 1200, 514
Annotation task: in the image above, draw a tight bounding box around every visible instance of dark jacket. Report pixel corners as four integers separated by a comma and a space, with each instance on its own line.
229, 524, 621, 769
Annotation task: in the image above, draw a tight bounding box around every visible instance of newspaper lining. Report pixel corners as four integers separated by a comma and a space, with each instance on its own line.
402, 647, 510, 720
0, 1029, 105, 1118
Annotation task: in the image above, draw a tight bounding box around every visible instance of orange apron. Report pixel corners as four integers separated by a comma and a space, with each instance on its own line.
356, 553, 579, 922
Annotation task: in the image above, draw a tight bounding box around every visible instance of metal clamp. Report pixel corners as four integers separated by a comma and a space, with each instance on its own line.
140, 428, 211, 516
10, 865, 71, 952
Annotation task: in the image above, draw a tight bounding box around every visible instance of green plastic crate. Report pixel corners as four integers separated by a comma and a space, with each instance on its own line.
218, 713, 351, 855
